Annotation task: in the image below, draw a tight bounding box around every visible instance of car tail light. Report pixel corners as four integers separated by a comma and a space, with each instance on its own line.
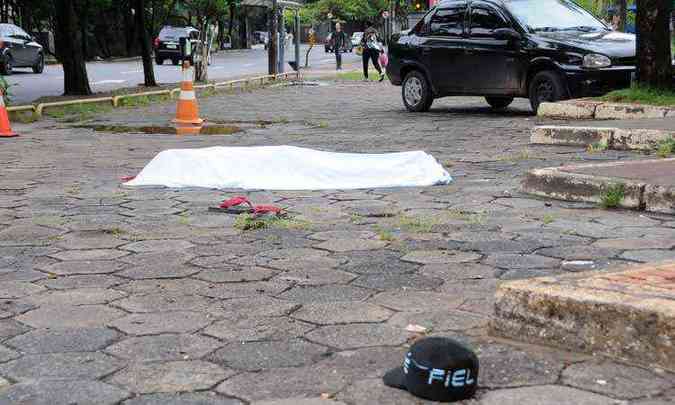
154, 38, 160, 48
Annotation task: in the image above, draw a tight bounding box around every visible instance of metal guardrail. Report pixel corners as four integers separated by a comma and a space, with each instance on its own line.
9, 71, 301, 119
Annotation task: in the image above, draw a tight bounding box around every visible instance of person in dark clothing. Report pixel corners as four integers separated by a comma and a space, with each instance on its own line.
333, 23, 349, 70
361, 28, 384, 81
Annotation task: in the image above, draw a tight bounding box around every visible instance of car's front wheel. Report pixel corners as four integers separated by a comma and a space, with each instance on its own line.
402, 70, 433, 112
32, 53, 45, 74
485, 96, 513, 110
1, 55, 13, 75
529, 70, 568, 113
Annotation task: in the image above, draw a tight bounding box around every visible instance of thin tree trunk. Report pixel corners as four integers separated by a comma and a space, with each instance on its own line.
54, 0, 92, 95
135, 0, 157, 87
228, 4, 236, 49
616, 0, 627, 31
636, 0, 673, 89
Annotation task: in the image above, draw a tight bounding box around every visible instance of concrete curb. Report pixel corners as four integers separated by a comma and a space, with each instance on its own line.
490, 262, 675, 372
521, 158, 675, 214
539, 100, 674, 120
531, 125, 675, 151
9, 71, 301, 119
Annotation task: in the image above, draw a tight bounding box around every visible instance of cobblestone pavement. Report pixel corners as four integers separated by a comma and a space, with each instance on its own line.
1, 81, 675, 404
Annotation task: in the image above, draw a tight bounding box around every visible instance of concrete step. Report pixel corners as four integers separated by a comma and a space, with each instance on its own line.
531, 123, 675, 151
522, 158, 675, 214
490, 261, 675, 372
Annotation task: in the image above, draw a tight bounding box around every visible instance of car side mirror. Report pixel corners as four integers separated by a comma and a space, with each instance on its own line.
494, 28, 521, 41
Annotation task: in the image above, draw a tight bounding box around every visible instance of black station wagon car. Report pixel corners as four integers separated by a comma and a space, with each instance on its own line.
0, 23, 44, 75
386, 0, 636, 112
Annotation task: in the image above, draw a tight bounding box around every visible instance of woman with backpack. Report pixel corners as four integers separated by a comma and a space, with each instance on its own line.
360, 28, 385, 82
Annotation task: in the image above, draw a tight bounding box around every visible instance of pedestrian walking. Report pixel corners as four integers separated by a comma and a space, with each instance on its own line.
360, 28, 385, 82
333, 23, 349, 70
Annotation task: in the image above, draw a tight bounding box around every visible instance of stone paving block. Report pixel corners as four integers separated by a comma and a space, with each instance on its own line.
0, 225, 63, 247
314, 238, 388, 252
56, 231, 127, 250
28, 288, 127, 306
106, 334, 223, 362
0, 319, 30, 340
109, 360, 235, 394
110, 311, 212, 335
203, 316, 312, 342
291, 302, 394, 325
337, 378, 436, 405
0, 345, 19, 362
114, 293, 214, 313
401, 250, 481, 264
0, 352, 123, 381
593, 238, 675, 250
17, 304, 125, 328
49, 249, 130, 261
620, 249, 675, 263
338, 250, 419, 275
122, 239, 195, 253
277, 284, 372, 303
370, 290, 465, 312
420, 263, 496, 281
4, 327, 120, 354
562, 361, 674, 400
0, 379, 131, 405
41, 260, 127, 275
206, 296, 299, 320
491, 262, 675, 371
478, 385, 616, 405
116, 264, 201, 280
305, 324, 409, 349
388, 310, 488, 333
353, 271, 442, 291
36, 274, 125, 290
275, 267, 357, 285
198, 280, 291, 299
0, 281, 45, 299
119, 278, 210, 294
0, 269, 47, 282
195, 267, 278, 283
474, 343, 563, 388
208, 339, 328, 371
483, 254, 560, 269
123, 392, 243, 405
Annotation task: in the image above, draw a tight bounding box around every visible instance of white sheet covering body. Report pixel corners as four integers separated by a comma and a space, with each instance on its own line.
125, 145, 452, 190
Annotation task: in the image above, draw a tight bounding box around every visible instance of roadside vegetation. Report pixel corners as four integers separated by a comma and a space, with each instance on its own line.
600, 86, 675, 106
600, 184, 626, 209
657, 137, 675, 158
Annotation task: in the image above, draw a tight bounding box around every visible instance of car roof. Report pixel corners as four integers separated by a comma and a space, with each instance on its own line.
437, 0, 505, 6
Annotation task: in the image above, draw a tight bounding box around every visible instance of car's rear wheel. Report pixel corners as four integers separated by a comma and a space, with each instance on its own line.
1, 55, 13, 75
402, 70, 433, 113
155, 58, 164, 65
32, 53, 45, 74
485, 96, 513, 110
529, 70, 568, 113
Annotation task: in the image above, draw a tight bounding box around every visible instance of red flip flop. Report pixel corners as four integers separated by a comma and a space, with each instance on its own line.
209, 196, 254, 214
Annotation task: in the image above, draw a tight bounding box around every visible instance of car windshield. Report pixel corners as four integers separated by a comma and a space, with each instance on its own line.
505, 0, 608, 33
159, 27, 189, 40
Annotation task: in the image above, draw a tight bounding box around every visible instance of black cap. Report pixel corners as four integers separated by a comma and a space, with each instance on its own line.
383, 337, 479, 402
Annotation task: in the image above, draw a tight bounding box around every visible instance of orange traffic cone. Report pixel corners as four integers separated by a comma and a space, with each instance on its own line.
0, 90, 17, 138
172, 61, 204, 126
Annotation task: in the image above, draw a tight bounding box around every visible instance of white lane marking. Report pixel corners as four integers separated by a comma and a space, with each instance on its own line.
210, 66, 226, 70
121, 70, 142, 74
320, 58, 334, 63
91, 79, 127, 85
243, 63, 255, 67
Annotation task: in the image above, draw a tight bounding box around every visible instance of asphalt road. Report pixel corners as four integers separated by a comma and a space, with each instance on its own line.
7, 44, 360, 105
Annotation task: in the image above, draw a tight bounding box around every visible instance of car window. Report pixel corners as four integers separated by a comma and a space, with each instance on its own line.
470, 6, 509, 37
159, 27, 188, 40
429, 6, 467, 37
14, 26, 29, 38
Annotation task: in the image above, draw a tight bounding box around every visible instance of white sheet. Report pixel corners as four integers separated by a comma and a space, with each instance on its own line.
124, 145, 452, 190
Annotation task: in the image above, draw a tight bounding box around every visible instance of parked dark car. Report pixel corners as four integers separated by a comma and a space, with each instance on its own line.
0, 23, 44, 75
154, 26, 201, 65
387, 0, 636, 113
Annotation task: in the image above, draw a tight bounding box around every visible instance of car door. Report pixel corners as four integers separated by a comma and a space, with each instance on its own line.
5, 27, 26, 65
464, 2, 523, 92
418, 2, 470, 93
13, 27, 34, 66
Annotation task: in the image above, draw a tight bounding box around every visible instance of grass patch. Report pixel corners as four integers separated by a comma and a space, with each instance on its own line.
398, 215, 437, 233
497, 149, 540, 162
657, 137, 675, 158
45, 103, 113, 122
102, 227, 127, 238
333, 70, 385, 81
542, 214, 555, 225
600, 86, 675, 107
587, 140, 608, 154
10, 111, 39, 124
600, 184, 625, 209
375, 226, 397, 242
118, 94, 171, 107
234, 214, 311, 231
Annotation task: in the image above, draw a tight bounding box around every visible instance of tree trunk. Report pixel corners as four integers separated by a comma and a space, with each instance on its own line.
228, 3, 236, 49
54, 0, 92, 95
269, 2, 278, 75
239, 7, 249, 49
134, 0, 157, 87
636, 0, 673, 89
616, 0, 627, 31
